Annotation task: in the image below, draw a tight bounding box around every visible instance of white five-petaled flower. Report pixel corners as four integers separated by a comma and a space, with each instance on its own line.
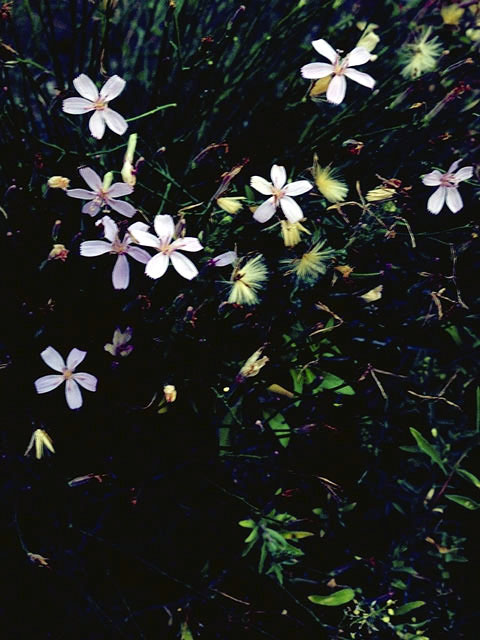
250, 164, 312, 223
80, 216, 151, 289
34, 347, 97, 410
422, 160, 473, 214
62, 74, 128, 139
301, 39, 375, 105
131, 214, 203, 280
67, 167, 136, 218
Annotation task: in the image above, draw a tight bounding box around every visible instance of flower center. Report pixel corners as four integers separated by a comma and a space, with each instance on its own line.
111, 237, 127, 254
439, 173, 457, 188
62, 368, 73, 380
93, 99, 108, 111
271, 186, 285, 204
333, 56, 347, 76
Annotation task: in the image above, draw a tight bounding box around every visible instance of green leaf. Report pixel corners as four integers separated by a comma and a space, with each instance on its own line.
394, 601, 426, 616
409, 428, 446, 473
238, 519, 255, 528
308, 588, 355, 606
444, 325, 462, 346
445, 494, 480, 510
317, 372, 355, 395
457, 468, 480, 489
283, 531, 315, 540
180, 622, 194, 640
267, 412, 291, 447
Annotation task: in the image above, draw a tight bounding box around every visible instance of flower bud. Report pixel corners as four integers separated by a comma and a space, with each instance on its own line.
102, 171, 114, 191
48, 176, 70, 190
163, 384, 177, 403
122, 133, 138, 186
216, 196, 245, 214
48, 244, 69, 262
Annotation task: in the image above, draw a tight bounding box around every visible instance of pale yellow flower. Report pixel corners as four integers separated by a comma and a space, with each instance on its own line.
366, 186, 396, 202
400, 28, 443, 79
217, 196, 245, 214
163, 384, 177, 403
280, 220, 311, 247
312, 154, 348, 203
238, 348, 269, 379
227, 254, 268, 305
48, 244, 69, 262
48, 176, 70, 190
356, 22, 380, 60
24, 429, 55, 460
282, 241, 335, 283
440, 4, 464, 25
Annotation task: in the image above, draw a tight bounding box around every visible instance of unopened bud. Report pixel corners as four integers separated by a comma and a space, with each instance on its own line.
163, 384, 177, 403
122, 133, 138, 186
48, 244, 69, 262
48, 176, 70, 190
102, 171, 113, 191
216, 196, 245, 214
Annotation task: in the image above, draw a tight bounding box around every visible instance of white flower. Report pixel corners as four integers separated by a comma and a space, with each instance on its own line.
301, 39, 375, 105
67, 167, 136, 218
80, 216, 151, 289
209, 250, 238, 267
422, 160, 473, 214
131, 214, 203, 280
62, 74, 128, 139
34, 347, 97, 410
250, 164, 312, 223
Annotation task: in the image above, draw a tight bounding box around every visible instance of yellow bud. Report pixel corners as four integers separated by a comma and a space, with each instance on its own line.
310, 76, 331, 98
163, 384, 177, 403
216, 197, 245, 214
440, 4, 464, 25
102, 171, 113, 190
48, 176, 70, 190
366, 186, 396, 202
48, 244, 69, 262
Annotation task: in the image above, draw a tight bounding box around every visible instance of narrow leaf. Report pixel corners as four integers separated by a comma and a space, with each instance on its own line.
409, 428, 446, 473
308, 588, 355, 606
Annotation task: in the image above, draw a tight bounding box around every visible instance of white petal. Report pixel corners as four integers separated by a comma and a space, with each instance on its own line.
67, 348, 87, 370
270, 165, 287, 189
73, 372, 97, 392
79, 166, 102, 191
112, 254, 130, 289
283, 180, 313, 196
82, 199, 102, 216
279, 195, 304, 223
65, 379, 82, 409
103, 108, 128, 136
127, 221, 150, 237
300, 62, 334, 79
422, 170, 443, 186
154, 214, 175, 242
89, 111, 106, 139
211, 251, 237, 267
170, 237, 203, 252
253, 197, 277, 223
145, 253, 169, 279
107, 182, 133, 198
99, 215, 118, 242
66, 188, 97, 200
344, 68, 375, 89
73, 74, 99, 101
346, 47, 371, 67
311, 39, 337, 64
454, 166, 473, 182
126, 246, 151, 264
427, 186, 446, 214
40, 346, 65, 372
326, 75, 347, 105
170, 251, 199, 280
80, 240, 112, 257
99, 75, 126, 102
446, 187, 463, 213
447, 159, 462, 173
35, 374, 64, 394
250, 176, 273, 195
108, 198, 136, 218
130, 230, 160, 249
62, 97, 95, 114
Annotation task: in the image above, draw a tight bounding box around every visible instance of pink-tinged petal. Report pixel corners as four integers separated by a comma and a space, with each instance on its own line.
279, 195, 304, 223
66, 188, 97, 200
250, 176, 273, 195
35, 374, 64, 394
326, 74, 347, 105
99, 75, 126, 102
270, 164, 287, 189
283, 180, 313, 196
154, 214, 175, 242
125, 246, 151, 264
73, 74, 99, 101
40, 346, 65, 372
79, 166, 103, 191
127, 221, 150, 236
98, 215, 118, 242
112, 254, 130, 289
170, 251, 199, 280
65, 379, 82, 410
103, 108, 128, 136
66, 348, 87, 370
300, 62, 334, 79
211, 251, 237, 266
129, 230, 160, 249
62, 97, 95, 114
107, 182, 133, 198
80, 240, 112, 257
107, 198, 136, 218
82, 199, 102, 216
73, 372, 97, 392
344, 68, 375, 89
446, 187, 463, 213
454, 166, 473, 182
422, 170, 443, 186
89, 111, 106, 139
346, 46, 371, 67
145, 253, 170, 279
253, 197, 277, 223
311, 39, 337, 64
447, 159, 462, 174
170, 237, 203, 252
427, 186, 446, 214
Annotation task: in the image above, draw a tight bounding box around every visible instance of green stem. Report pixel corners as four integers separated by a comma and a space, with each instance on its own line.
125, 103, 177, 123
